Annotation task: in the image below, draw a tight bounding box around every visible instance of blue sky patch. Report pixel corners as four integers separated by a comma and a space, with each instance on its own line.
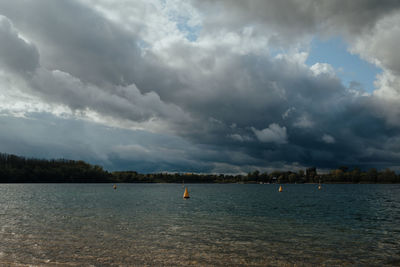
176, 18, 201, 42
306, 37, 381, 93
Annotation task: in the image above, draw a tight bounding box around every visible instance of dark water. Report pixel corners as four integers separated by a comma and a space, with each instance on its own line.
1, 184, 400, 266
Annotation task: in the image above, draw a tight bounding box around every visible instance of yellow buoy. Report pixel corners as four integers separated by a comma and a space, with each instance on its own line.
183, 187, 190, 199
113, 184, 117, 190
318, 184, 321, 190
279, 185, 283, 192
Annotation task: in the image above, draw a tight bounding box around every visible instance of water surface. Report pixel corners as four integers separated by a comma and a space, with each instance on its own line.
1, 184, 399, 266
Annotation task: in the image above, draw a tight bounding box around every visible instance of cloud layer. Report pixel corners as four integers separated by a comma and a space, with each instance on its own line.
1, 0, 400, 172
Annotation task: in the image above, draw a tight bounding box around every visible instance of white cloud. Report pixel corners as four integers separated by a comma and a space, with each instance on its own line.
350, 12, 400, 74
322, 134, 335, 144
370, 72, 400, 127
293, 114, 314, 128
275, 51, 309, 65
229, 133, 252, 142
348, 11, 400, 127
282, 107, 295, 119
310, 62, 336, 78
252, 123, 288, 144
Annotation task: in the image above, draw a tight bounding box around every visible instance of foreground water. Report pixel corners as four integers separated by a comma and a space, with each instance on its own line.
0, 184, 399, 266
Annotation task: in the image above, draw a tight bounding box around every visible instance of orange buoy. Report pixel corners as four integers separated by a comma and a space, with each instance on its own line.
183, 187, 190, 199
113, 184, 117, 190
278, 185, 283, 192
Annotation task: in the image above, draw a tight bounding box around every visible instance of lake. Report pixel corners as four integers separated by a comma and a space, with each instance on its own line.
1, 184, 399, 266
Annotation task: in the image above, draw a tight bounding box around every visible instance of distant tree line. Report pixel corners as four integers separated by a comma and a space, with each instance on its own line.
0, 153, 111, 183
1, 153, 399, 183
112, 167, 400, 184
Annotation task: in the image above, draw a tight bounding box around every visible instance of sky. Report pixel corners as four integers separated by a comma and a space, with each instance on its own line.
1, 0, 400, 173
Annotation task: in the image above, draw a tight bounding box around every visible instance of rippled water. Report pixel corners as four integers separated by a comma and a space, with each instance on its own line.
1, 184, 400, 266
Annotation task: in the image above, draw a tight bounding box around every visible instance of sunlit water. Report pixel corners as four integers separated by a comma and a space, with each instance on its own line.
1, 184, 399, 266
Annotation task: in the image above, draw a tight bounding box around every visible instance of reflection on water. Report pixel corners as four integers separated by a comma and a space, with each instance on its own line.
1, 184, 400, 266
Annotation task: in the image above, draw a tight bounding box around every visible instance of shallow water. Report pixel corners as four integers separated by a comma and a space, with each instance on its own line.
0, 184, 399, 266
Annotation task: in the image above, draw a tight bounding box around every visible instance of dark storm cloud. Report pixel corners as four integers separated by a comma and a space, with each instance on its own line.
28, 69, 188, 124
0, 1, 189, 125
191, 0, 400, 42
0, 0, 142, 86
0, 0, 400, 172
148, 44, 399, 170
0, 113, 220, 173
